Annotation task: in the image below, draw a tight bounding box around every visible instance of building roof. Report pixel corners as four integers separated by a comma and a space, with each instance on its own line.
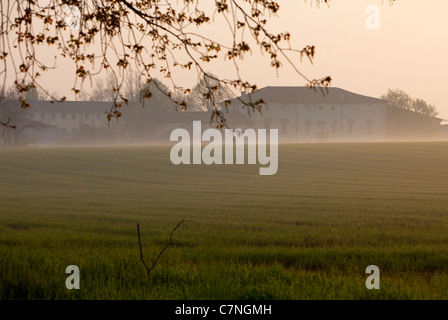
22, 100, 113, 114
2, 99, 253, 125
10, 100, 251, 122
236, 86, 385, 104
7, 87, 385, 113
388, 104, 443, 122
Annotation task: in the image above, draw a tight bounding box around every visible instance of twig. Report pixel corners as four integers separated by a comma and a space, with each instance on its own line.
137, 220, 185, 276
137, 222, 150, 273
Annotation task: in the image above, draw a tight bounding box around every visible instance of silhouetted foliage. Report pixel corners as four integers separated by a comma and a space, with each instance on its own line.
381, 89, 439, 117
0, 0, 336, 129
0, 89, 45, 146
188, 73, 233, 112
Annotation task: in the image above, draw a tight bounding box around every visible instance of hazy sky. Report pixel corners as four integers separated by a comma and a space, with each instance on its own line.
24, 0, 448, 119
255, 0, 448, 119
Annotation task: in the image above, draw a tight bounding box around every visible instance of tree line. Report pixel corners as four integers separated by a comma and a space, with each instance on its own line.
381, 89, 439, 117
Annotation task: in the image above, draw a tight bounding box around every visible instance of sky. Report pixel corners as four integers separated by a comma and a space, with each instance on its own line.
16, 0, 448, 120
274, 0, 448, 120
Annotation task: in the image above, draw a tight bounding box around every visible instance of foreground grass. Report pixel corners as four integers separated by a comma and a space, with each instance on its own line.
1, 142, 448, 299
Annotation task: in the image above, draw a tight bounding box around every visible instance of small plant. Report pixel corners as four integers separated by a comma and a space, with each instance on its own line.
137, 220, 185, 277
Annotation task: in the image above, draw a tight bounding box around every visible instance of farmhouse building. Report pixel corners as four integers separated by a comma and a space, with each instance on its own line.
4, 86, 444, 145
19, 100, 253, 144
26, 100, 111, 134
225, 86, 444, 142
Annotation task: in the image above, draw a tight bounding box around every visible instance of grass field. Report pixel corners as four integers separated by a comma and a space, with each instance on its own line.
1, 142, 448, 299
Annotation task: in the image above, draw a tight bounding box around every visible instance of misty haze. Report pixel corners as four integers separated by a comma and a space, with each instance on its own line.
1, 85, 446, 148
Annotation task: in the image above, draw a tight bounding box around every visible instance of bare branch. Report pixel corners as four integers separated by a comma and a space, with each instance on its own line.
137, 220, 185, 277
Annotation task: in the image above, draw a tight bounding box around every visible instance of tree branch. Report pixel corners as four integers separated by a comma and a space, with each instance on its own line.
137, 220, 185, 277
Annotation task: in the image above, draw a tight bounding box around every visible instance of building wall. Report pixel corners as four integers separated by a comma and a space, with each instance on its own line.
28, 111, 108, 133
25, 99, 443, 143
232, 101, 388, 143
386, 107, 443, 141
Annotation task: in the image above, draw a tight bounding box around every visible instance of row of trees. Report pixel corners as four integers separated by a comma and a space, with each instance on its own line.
381, 89, 439, 117
77, 69, 232, 112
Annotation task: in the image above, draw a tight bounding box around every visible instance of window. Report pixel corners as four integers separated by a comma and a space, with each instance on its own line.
40, 113, 45, 121
29, 113, 34, 120
317, 121, 326, 135
61, 113, 66, 120
96, 114, 101, 121
366, 119, 373, 135
280, 119, 289, 134
347, 119, 355, 135
85, 114, 89, 120
305, 120, 312, 135
331, 121, 337, 135
51, 113, 56, 120
72, 113, 77, 120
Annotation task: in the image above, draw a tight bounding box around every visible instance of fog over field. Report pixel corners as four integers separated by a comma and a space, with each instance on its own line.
1, 143, 448, 299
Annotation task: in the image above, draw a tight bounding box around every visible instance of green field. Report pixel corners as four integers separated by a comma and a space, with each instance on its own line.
1, 142, 448, 299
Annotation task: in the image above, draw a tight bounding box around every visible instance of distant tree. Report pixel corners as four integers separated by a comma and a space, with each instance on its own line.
123, 69, 142, 104
119, 72, 177, 140
412, 98, 438, 117
0, 88, 43, 146
381, 89, 439, 117
139, 78, 177, 111
85, 74, 118, 102
380, 89, 412, 110
25, 87, 39, 101
82, 70, 174, 109
188, 73, 233, 112
0, 0, 335, 129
